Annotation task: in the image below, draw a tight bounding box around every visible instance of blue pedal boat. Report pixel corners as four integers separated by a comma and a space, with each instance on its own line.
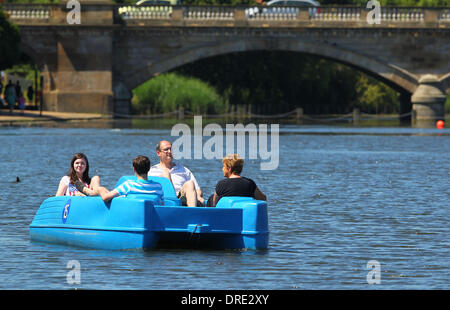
29, 176, 269, 250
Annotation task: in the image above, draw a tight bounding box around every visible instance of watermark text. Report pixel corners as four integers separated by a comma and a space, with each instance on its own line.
66, 260, 81, 285
171, 116, 279, 170
366, 260, 381, 284
66, 0, 81, 25
366, 0, 381, 25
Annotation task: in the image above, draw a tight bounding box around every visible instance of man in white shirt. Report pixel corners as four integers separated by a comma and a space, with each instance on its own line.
148, 140, 204, 207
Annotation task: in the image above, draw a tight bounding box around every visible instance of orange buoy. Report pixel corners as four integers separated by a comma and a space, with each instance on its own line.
436, 120, 445, 129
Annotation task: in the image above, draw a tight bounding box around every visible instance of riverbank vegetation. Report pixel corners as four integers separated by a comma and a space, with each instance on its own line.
0, 9, 20, 71
132, 73, 227, 115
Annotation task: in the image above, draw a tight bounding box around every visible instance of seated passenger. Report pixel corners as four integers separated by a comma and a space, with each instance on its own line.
149, 140, 204, 207
76, 155, 163, 203
206, 154, 266, 208
56, 153, 100, 197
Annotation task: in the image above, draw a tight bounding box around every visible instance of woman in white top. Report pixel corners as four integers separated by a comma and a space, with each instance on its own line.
55, 153, 101, 196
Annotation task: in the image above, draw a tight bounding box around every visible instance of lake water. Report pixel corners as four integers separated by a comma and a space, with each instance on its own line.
0, 122, 449, 290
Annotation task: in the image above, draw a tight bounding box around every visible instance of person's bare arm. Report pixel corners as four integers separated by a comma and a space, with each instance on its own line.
78, 182, 117, 202
90, 175, 101, 190
212, 191, 218, 207
196, 188, 205, 204
254, 187, 267, 201
98, 188, 119, 202
55, 179, 67, 196
160, 168, 176, 192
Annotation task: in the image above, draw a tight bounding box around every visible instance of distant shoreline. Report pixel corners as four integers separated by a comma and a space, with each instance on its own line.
0, 110, 448, 129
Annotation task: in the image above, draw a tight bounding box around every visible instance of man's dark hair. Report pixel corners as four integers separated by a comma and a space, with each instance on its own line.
133, 155, 150, 176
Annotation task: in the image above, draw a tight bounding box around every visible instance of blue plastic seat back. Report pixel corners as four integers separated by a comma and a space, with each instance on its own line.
215, 196, 256, 208
147, 176, 177, 199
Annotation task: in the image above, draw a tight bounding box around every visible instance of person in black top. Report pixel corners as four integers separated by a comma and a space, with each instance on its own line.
206, 154, 266, 207
15, 81, 21, 104
27, 86, 34, 103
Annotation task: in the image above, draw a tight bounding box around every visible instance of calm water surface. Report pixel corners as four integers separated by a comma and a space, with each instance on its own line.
0, 124, 449, 289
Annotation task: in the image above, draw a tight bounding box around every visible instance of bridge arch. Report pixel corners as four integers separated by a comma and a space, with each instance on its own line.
124, 38, 420, 96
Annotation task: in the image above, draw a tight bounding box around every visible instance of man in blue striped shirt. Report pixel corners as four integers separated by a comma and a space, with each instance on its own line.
76, 155, 163, 202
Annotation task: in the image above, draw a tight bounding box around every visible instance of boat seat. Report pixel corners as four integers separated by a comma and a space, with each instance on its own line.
215, 196, 256, 208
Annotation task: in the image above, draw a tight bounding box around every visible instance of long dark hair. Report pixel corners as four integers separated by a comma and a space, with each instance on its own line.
68, 153, 91, 185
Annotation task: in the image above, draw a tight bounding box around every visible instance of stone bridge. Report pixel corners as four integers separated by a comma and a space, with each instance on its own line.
3, 2, 450, 122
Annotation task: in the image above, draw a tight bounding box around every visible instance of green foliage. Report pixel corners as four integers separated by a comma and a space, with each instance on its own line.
354, 74, 400, 113
181, 0, 256, 4
5, 63, 37, 80
3, 0, 449, 6
116, 0, 450, 6
2, 0, 58, 3
308, 0, 450, 6
175, 51, 392, 115
116, 0, 257, 4
132, 73, 227, 115
0, 7, 21, 71
179, 0, 449, 5
178, 0, 450, 6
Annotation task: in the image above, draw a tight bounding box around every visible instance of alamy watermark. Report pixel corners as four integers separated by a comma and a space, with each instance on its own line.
366, 0, 381, 25
66, 260, 81, 285
171, 116, 279, 170
66, 0, 81, 25
366, 260, 381, 285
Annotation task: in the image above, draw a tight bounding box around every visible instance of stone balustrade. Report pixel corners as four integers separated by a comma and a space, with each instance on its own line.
380, 7, 424, 22
245, 7, 299, 20
312, 7, 361, 21
3, 6, 50, 19
113, 5, 450, 24
2, 4, 449, 26
439, 9, 450, 22
118, 5, 172, 20
184, 6, 234, 20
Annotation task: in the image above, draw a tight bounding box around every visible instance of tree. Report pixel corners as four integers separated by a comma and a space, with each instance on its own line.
0, 7, 21, 71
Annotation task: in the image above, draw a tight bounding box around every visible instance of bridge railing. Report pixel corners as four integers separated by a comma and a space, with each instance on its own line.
2, 4, 50, 20
311, 7, 362, 21
379, 7, 424, 22
183, 5, 235, 20
116, 5, 450, 25
245, 6, 300, 20
2, 4, 449, 26
118, 5, 173, 20
438, 8, 450, 22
